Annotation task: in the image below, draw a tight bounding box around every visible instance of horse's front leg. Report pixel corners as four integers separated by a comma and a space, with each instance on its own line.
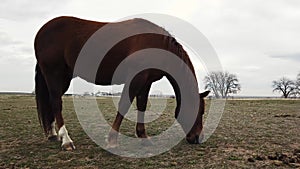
136, 111, 153, 146
107, 112, 124, 148
136, 85, 153, 146
107, 83, 135, 148
136, 111, 147, 138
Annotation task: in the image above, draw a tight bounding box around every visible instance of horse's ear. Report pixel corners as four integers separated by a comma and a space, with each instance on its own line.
199, 91, 210, 98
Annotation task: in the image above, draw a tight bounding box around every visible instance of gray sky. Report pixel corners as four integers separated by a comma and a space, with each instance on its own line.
0, 0, 299, 96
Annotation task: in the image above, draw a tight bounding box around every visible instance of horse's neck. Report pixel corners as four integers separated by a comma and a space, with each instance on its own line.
164, 37, 198, 120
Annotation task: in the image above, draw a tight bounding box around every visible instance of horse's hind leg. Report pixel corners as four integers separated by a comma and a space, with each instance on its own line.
35, 64, 58, 141
48, 121, 58, 141
44, 69, 74, 151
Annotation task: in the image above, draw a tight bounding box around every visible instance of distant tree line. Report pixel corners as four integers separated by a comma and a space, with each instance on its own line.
83, 91, 122, 97
79, 72, 300, 99
272, 72, 300, 98
81, 91, 174, 98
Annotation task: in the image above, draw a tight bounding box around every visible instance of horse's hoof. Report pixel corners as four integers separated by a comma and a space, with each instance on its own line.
141, 138, 154, 146
106, 130, 119, 149
106, 143, 119, 149
62, 142, 75, 151
48, 135, 59, 142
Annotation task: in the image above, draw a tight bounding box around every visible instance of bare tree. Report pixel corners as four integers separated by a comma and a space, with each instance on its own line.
294, 73, 300, 97
204, 71, 241, 98
272, 77, 295, 98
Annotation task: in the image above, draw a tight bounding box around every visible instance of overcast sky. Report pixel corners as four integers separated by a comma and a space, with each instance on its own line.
0, 0, 299, 96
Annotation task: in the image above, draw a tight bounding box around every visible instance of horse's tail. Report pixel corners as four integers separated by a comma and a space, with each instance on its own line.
35, 63, 53, 136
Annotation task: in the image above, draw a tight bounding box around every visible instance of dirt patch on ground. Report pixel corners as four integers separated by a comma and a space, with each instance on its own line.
274, 114, 300, 118
248, 149, 300, 168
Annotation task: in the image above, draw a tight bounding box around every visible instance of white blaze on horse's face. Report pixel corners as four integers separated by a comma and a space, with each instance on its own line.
58, 125, 74, 149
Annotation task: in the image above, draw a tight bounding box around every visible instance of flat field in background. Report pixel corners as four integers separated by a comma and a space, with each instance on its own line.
0, 95, 299, 168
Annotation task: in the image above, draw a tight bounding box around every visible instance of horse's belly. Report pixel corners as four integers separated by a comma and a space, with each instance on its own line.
94, 69, 126, 85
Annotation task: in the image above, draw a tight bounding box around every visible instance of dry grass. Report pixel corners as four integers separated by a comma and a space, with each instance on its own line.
0, 95, 299, 168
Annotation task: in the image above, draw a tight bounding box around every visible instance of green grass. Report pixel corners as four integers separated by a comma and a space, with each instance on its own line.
0, 95, 300, 168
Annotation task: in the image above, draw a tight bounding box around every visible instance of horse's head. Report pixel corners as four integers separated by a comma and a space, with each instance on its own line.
185, 91, 210, 144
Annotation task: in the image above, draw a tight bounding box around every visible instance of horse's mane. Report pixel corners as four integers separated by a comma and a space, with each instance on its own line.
124, 18, 197, 78
166, 35, 196, 78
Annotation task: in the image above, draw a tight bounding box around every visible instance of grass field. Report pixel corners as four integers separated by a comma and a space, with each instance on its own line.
0, 95, 300, 168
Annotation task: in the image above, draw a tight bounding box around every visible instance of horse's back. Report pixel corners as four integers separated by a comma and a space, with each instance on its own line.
34, 16, 176, 84
34, 17, 105, 66
34, 17, 165, 66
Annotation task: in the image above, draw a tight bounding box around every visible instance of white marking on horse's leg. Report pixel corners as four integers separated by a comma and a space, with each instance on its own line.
50, 121, 57, 136
58, 125, 75, 150
48, 121, 58, 141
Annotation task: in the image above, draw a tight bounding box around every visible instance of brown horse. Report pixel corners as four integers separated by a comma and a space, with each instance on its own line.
34, 16, 210, 151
